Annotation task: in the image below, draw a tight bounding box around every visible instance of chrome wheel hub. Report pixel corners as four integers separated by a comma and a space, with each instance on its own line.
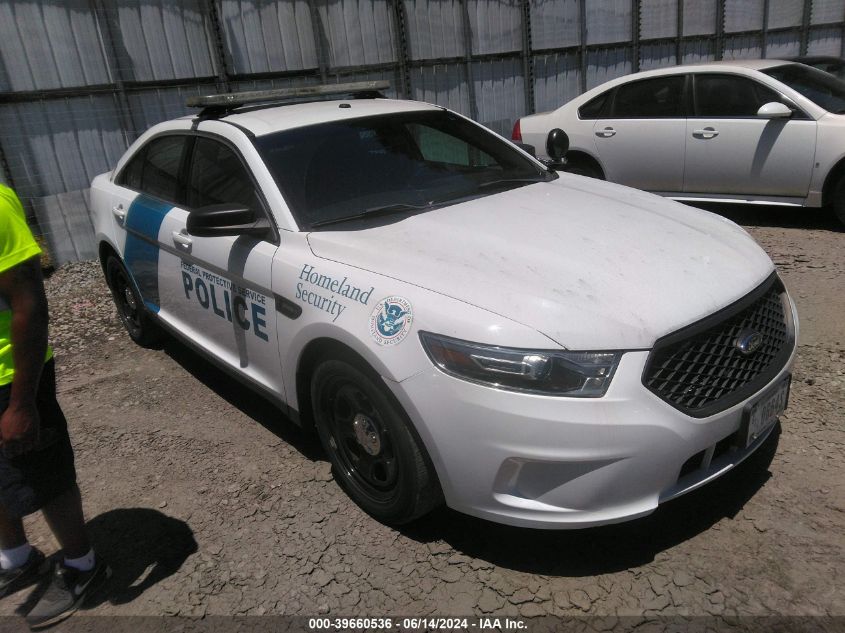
352, 413, 381, 456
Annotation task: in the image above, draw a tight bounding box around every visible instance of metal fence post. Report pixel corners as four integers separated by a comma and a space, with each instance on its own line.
579, 0, 587, 92
761, 0, 770, 57
631, 0, 640, 73
90, 0, 136, 143
206, 0, 232, 92
715, 0, 725, 60
0, 140, 15, 190
308, 0, 329, 83
391, 0, 412, 99
800, 0, 812, 55
521, 0, 535, 114
676, 0, 683, 64
459, 0, 479, 121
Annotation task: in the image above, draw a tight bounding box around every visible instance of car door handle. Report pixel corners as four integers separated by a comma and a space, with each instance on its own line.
693, 128, 719, 139
171, 231, 193, 248
595, 127, 616, 138
112, 205, 126, 222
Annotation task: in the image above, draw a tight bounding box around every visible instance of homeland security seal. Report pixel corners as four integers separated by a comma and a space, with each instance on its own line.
369, 296, 413, 346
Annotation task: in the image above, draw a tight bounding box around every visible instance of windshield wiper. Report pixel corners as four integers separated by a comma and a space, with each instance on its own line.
310, 201, 433, 228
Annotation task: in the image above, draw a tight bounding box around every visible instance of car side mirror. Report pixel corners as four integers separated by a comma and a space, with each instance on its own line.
546, 128, 570, 161
186, 203, 270, 238
756, 102, 793, 119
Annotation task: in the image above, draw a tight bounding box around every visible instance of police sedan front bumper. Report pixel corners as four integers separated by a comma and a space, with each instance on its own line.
387, 320, 797, 530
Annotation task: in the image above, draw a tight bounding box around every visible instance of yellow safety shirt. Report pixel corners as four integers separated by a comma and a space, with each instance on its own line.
0, 184, 52, 387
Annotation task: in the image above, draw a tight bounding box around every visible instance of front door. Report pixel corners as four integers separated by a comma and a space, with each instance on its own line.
683, 73, 817, 197
158, 135, 283, 396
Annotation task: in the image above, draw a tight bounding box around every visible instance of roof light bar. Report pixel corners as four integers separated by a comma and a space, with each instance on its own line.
186, 80, 390, 114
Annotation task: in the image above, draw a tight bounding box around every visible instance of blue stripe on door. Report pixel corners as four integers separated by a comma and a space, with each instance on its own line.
123, 195, 173, 314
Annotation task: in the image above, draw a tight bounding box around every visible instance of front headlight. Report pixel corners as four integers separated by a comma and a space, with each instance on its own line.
419, 332, 621, 397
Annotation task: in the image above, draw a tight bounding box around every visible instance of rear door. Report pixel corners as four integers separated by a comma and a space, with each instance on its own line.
683, 73, 817, 197
110, 133, 191, 319
592, 74, 687, 192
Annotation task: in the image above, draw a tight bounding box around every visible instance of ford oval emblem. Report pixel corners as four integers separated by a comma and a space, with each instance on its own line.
735, 329, 763, 356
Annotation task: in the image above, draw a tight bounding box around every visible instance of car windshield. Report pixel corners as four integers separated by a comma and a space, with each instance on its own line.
762, 63, 845, 113
254, 110, 554, 229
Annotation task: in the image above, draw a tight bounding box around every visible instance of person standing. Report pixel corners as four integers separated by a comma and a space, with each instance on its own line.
0, 183, 109, 628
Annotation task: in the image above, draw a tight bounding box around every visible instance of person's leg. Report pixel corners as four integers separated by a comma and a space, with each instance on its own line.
40, 484, 89, 560
0, 504, 26, 551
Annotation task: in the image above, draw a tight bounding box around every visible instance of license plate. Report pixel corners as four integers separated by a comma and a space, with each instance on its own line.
742, 376, 790, 448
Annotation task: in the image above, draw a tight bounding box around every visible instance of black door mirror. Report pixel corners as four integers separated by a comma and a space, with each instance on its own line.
186, 203, 270, 238
546, 128, 569, 161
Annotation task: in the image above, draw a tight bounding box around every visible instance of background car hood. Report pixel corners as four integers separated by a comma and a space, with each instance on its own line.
307, 176, 775, 349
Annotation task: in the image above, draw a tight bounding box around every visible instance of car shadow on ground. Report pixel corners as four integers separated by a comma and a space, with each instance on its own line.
15, 508, 197, 614
402, 425, 780, 577
160, 339, 324, 462
685, 201, 842, 231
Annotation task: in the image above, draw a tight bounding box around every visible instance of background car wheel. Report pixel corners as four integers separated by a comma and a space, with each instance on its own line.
564, 161, 604, 179
832, 176, 845, 227
105, 256, 163, 347
311, 358, 442, 524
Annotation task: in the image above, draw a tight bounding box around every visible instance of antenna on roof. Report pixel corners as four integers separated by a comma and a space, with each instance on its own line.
187, 81, 391, 119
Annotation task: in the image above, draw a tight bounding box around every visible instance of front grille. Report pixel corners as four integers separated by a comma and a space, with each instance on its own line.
643, 275, 793, 417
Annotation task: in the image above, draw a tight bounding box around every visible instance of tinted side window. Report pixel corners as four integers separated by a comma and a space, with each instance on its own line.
118, 147, 145, 190
578, 92, 610, 119
139, 136, 187, 203
186, 138, 260, 211
612, 76, 685, 118
694, 74, 780, 117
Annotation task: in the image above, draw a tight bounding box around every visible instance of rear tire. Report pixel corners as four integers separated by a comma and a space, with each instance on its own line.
105, 256, 163, 347
310, 358, 442, 524
564, 160, 604, 179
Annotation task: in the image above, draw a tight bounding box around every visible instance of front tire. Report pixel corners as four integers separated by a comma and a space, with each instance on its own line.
311, 358, 441, 524
832, 176, 845, 227
105, 255, 163, 347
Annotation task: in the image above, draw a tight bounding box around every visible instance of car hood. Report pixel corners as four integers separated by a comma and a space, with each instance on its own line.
307, 176, 774, 349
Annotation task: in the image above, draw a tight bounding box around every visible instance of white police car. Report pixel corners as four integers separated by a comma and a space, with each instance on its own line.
92, 82, 797, 528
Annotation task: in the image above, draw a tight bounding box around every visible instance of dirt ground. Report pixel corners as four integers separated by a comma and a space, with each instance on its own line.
0, 203, 842, 629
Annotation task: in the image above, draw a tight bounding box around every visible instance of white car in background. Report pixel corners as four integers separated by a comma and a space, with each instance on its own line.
91, 83, 797, 529
514, 60, 845, 225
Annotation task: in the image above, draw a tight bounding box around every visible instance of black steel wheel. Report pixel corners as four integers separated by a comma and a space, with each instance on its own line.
311, 358, 441, 524
105, 255, 163, 347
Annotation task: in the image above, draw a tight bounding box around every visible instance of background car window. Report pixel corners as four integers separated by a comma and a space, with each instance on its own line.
612, 76, 685, 118
135, 135, 187, 203
694, 75, 780, 117
763, 64, 845, 113
578, 92, 610, 119
186, 138, 261, 211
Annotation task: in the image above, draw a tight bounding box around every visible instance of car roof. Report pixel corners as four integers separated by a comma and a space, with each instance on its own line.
179, 98, 442, 137
629, 59, 794, 79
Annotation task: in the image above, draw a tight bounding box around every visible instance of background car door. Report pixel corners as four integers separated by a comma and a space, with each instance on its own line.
157, 135, 283, 397
592, 74, 687, 192
684, 73, 817, 197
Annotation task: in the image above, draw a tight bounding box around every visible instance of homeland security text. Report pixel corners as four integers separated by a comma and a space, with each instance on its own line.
296, 264, 373, 321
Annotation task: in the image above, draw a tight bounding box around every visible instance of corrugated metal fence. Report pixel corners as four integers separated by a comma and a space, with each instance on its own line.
0, 0, 843, 263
